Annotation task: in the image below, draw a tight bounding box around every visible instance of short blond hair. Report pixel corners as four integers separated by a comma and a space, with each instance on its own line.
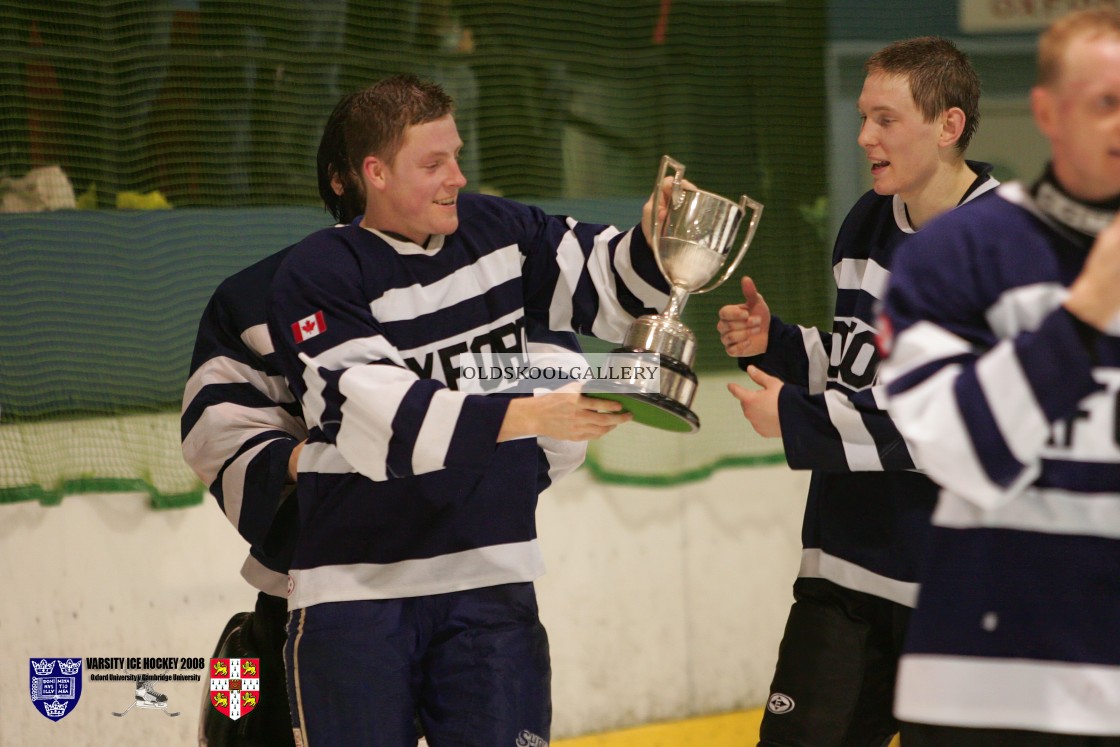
1038, 8, 1120, 87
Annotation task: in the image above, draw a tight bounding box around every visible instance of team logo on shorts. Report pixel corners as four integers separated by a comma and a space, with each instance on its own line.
30, 657, 82, 721
209, 658, 261, 720
766, 691, 795, 714
515, 730, 548, 747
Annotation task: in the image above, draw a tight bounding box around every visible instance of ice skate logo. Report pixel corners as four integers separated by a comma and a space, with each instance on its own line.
29, 657, 82, 722
766, 692, 795, 715
515, 730, 548, 747
209, 658, 261, 721
113, 677, 181, 717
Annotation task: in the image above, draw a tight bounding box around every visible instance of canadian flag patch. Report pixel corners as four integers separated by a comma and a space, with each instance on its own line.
291, 311, 326, 343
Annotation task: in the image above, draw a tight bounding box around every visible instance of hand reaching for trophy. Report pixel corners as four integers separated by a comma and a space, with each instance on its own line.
716, 276, 772, 357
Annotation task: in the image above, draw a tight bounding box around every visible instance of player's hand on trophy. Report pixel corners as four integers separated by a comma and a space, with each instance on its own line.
498, 383, 633, 442
1065, 212, 1120, 331
727, 365, 783, 438
641, 175, 697, 245
717, 276, 771, 357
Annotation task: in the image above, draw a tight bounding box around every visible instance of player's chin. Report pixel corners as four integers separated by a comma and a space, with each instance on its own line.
432, 214, 459, 235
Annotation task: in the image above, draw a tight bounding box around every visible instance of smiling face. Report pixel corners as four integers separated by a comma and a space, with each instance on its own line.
1033, 31, 1120, 202
857, 72, 950, 202
361, 114, 467, 245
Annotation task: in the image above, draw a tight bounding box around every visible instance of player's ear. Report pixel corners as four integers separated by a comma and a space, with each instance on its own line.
939, 107, 966, 149
362, 155, 388, 192
1031, 85, 1058, 140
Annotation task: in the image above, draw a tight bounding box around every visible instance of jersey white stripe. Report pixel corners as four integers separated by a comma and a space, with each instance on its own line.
548, 229, 584, 334
336, 367, 417, 481
896, 654, 1120, 734
182, 355, 294, 417
370, 244, 521, 323
288, 540, 546, 608
887, 364, 1040, 510
240, 554, 291, 597
585, 222, 636, 341
800, 325, 829, 394
612, 230, 670, 312
305, 334, 405, 372
240, 323, 274, 357
298, 442, 355, 474
879, 321, 975, 387
182, 402, 305, 485
833, 257, 890, 299
220, 438, 278, 526
985, 282, 1068, 339
975, 340, 1049, 466
824, 388, 884, 470
933, 487, 1120, 539
799, 548, 918, 607
411, 393, 465, 475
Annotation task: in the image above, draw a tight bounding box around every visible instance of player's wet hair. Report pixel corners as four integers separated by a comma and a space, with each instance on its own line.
344, 74, 455, 172
317, 91, 363, 224
1037, 8, 1120, 88
865, 36, 981, 153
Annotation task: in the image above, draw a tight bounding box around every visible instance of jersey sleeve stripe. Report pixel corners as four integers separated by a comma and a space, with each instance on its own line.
182, 355, 294, 417
610, 229, 669, 312
183, 403, 305, 485
824, 389, 884, 470
984, 282, 1068, 339
975, 341, 1050, 465
546, 229, 585, 334
219, 438, 278, 527
799, 325, 829, 394
888, 364, 1038, 509
334, 367, 415, 481
240, 323, 274, 356
881, 321, 976, 385
411, 391, 466, 476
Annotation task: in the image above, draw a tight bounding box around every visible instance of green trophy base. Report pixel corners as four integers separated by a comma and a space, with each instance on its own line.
587, 391, 699, 433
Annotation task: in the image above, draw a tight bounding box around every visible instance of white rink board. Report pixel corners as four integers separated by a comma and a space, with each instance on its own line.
1, 465, 807, 746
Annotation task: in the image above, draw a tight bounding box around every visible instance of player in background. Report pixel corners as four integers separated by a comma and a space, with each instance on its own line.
880, 9, 1120, 745
266, 73, 674, 745
180, 92, 358, 747
716, 37, 998, 747
184, 87, 589, 745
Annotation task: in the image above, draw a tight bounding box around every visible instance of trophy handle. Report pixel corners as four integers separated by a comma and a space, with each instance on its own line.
695, 194, 764, 295
650, 155, 686, 283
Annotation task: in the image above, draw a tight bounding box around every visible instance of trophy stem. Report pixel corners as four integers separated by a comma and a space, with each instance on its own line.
663, 285, 690, 320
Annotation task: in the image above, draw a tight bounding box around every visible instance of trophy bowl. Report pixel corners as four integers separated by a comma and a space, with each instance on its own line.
591, 155, 763, 432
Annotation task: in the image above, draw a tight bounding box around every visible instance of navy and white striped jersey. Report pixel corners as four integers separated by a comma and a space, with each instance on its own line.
266, 193, 668, 609
746, 163, 998, 607
182, 220, 592, 600
182, 247, 305, 597
882, 181, 1120, 734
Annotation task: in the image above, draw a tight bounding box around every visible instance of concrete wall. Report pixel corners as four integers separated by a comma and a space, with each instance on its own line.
1, 462, 808, 746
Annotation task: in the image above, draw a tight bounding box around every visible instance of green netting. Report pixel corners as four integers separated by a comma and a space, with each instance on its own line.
0, 1, 830, 504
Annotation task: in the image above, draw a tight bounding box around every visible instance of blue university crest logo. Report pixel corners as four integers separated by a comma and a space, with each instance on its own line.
30, 657, 82, 721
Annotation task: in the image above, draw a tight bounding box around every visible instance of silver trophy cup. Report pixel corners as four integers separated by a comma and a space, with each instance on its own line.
598, 155, 763, 432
